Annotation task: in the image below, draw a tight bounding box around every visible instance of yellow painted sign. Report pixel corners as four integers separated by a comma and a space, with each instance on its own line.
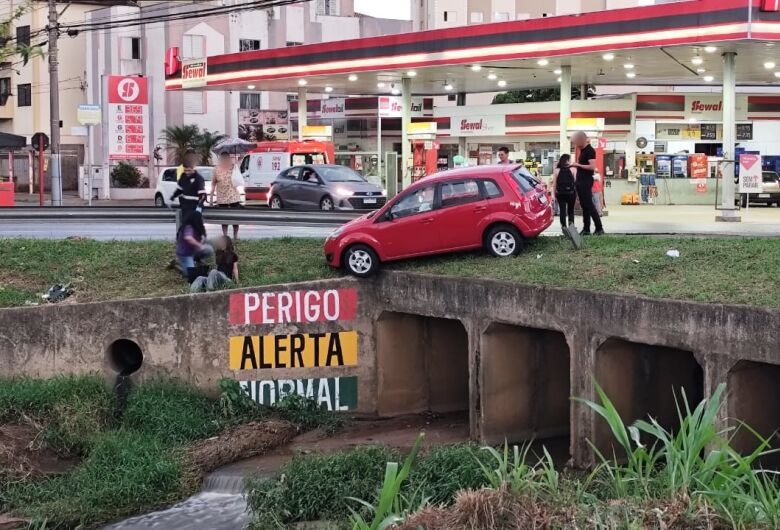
229, 331, 358, 370
567, 117, 605, 131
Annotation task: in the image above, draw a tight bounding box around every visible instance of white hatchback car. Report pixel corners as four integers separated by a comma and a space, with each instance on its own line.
154, 166, 215, 207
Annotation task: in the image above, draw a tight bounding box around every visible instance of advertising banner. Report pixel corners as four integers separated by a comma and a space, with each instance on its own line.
450, 114, 506, 137
181, 58, 207, 88
739, 154, 762, 194
378, 96, 427, 118
320, 98, 346, 119
106, 76, 149, 160
238, 109, 289, 141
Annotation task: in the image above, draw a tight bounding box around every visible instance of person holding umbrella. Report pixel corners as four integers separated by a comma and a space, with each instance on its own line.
211, 137, 257, 240
210, 152, 242, 239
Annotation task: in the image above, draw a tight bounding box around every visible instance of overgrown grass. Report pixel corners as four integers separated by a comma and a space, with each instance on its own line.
0, 375, 342, 528
247, 384, 780, 530
0, 237, 337, 307
2, 236, 780, 308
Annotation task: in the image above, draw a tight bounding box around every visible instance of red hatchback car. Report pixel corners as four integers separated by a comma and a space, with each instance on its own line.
324, 165, 553, 277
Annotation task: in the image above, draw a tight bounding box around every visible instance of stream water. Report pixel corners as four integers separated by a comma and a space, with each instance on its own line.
101, 471, 251, 530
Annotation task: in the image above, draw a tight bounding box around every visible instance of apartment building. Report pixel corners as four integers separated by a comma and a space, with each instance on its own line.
413, 0, 662, 29
0, 1, 132, 189
84, 0, 411, 177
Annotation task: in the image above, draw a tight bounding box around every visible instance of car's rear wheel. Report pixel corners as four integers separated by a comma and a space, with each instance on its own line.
741, 195, 748, 208
154, 194, 165, 208
344, 244, 379, 277
269, 195, 283, 209
485, 225, 524, 257
320, 195, 335, 211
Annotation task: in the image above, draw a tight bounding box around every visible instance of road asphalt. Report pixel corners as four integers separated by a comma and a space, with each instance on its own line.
1, 205, 779, 240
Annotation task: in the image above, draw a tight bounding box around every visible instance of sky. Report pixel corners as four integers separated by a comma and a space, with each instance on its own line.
354, 0, 412, 20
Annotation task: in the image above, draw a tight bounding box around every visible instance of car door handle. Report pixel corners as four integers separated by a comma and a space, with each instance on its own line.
473, 205, 487, 212
422, 217, 435, 224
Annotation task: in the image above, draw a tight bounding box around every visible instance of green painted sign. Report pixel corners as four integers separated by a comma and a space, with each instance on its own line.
239, 377, 358, 411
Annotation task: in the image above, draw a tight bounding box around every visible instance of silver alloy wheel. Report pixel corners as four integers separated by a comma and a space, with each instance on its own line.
270, 196, 282, 209
321, 197, 334, 210
491, 231, 516, 256
348, 249, 372, 274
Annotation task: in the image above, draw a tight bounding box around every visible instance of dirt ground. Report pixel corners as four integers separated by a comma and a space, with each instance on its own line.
0, 424, 78, 479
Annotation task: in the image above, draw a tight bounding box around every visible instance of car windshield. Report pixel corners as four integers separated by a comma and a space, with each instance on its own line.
510, 169, 539, 192
197, 167, 214, 181
319, 166, 366, 183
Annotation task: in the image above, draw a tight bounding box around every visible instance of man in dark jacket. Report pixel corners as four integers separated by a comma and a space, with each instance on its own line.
170, 161, 207, 215
571, 131, 604, 235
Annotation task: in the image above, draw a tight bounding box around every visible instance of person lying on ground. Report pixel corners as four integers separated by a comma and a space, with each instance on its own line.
190, 235, 240, 293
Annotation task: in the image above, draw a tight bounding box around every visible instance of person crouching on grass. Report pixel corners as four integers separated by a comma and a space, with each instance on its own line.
190, 235, 240, 293
175, 210, 213, 280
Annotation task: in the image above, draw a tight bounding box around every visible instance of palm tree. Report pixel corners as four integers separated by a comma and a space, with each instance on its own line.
159, 124, 201, 164
196, 129, 228, 166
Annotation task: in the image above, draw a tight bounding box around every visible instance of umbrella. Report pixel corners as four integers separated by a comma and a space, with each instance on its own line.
213, 137, 257, 155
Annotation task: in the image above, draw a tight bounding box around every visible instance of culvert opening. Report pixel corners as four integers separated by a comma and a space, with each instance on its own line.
594, 338, 703, 454
108, 339, 144, 376
480, 324, 571, 449
376, 312, 469, 418
729, 360, 780, 468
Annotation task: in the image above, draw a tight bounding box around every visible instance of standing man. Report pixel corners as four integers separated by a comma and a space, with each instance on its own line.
171, 161, 207, 216
497, 146, 512, 164
571, 132, 604, 235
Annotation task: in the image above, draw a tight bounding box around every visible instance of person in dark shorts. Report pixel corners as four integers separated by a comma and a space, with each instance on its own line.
571, 131, 604, 236
210, 153, 242, 239
552, 154, 577, 230
190, 235, 239, 292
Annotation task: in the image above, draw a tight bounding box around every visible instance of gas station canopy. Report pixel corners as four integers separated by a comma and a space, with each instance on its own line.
166, 0, 780, 95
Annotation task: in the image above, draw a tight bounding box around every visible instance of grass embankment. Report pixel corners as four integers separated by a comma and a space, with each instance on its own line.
1, 236, 779, 308
247, 385, 780, 530
0, 376, 336, 527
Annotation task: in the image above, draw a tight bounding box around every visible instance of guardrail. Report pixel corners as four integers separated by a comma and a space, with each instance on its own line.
0, 207, 364, 225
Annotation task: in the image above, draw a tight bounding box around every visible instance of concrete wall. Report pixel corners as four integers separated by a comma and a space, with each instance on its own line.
1, 272, 779, 467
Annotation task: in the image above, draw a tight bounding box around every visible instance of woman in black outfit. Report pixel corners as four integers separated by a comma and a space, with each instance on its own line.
552, 154, 577, 230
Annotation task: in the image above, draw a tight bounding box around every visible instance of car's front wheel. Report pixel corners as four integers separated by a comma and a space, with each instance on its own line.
269, 195, 283, 209
154, 194, 165, 208
321, 195, 335, 211
344, 244, 379, 277
485, 225, 524, 257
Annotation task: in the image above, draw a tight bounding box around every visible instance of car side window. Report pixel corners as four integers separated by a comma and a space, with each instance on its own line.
481, 179, 504, 199
300, 168, 318, 183
162, 169, 177, 182
440, 179, 481, 208
286, 168, 300, 180
390, 185, 436, 219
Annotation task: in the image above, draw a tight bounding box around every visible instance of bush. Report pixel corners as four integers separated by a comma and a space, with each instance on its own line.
110, 161, 147, 188
246, 445, 399, 525
273, 393, 344, 434
2, 431, 184, 526
0, 375, 116, 455
121, 378, 224, 445
410, 444, 491, 505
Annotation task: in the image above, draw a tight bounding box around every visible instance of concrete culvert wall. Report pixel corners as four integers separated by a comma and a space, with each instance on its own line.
375, 312, 469, 417
728, 361, 780, 468
480, 324, 570, 445
108, 339, 144, 376
594, 338, 703, 453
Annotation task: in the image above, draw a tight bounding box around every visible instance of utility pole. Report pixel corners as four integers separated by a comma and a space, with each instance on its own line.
48, 0, 62, 206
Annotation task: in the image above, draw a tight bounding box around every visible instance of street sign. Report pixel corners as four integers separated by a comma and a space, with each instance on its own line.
77, 104, 101, 125
31, 132, 49, 151
738, 154, 762, 194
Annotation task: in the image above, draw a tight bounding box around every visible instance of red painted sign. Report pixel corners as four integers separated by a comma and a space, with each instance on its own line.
165, 47, 180, 77
230, 288, 358, 325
